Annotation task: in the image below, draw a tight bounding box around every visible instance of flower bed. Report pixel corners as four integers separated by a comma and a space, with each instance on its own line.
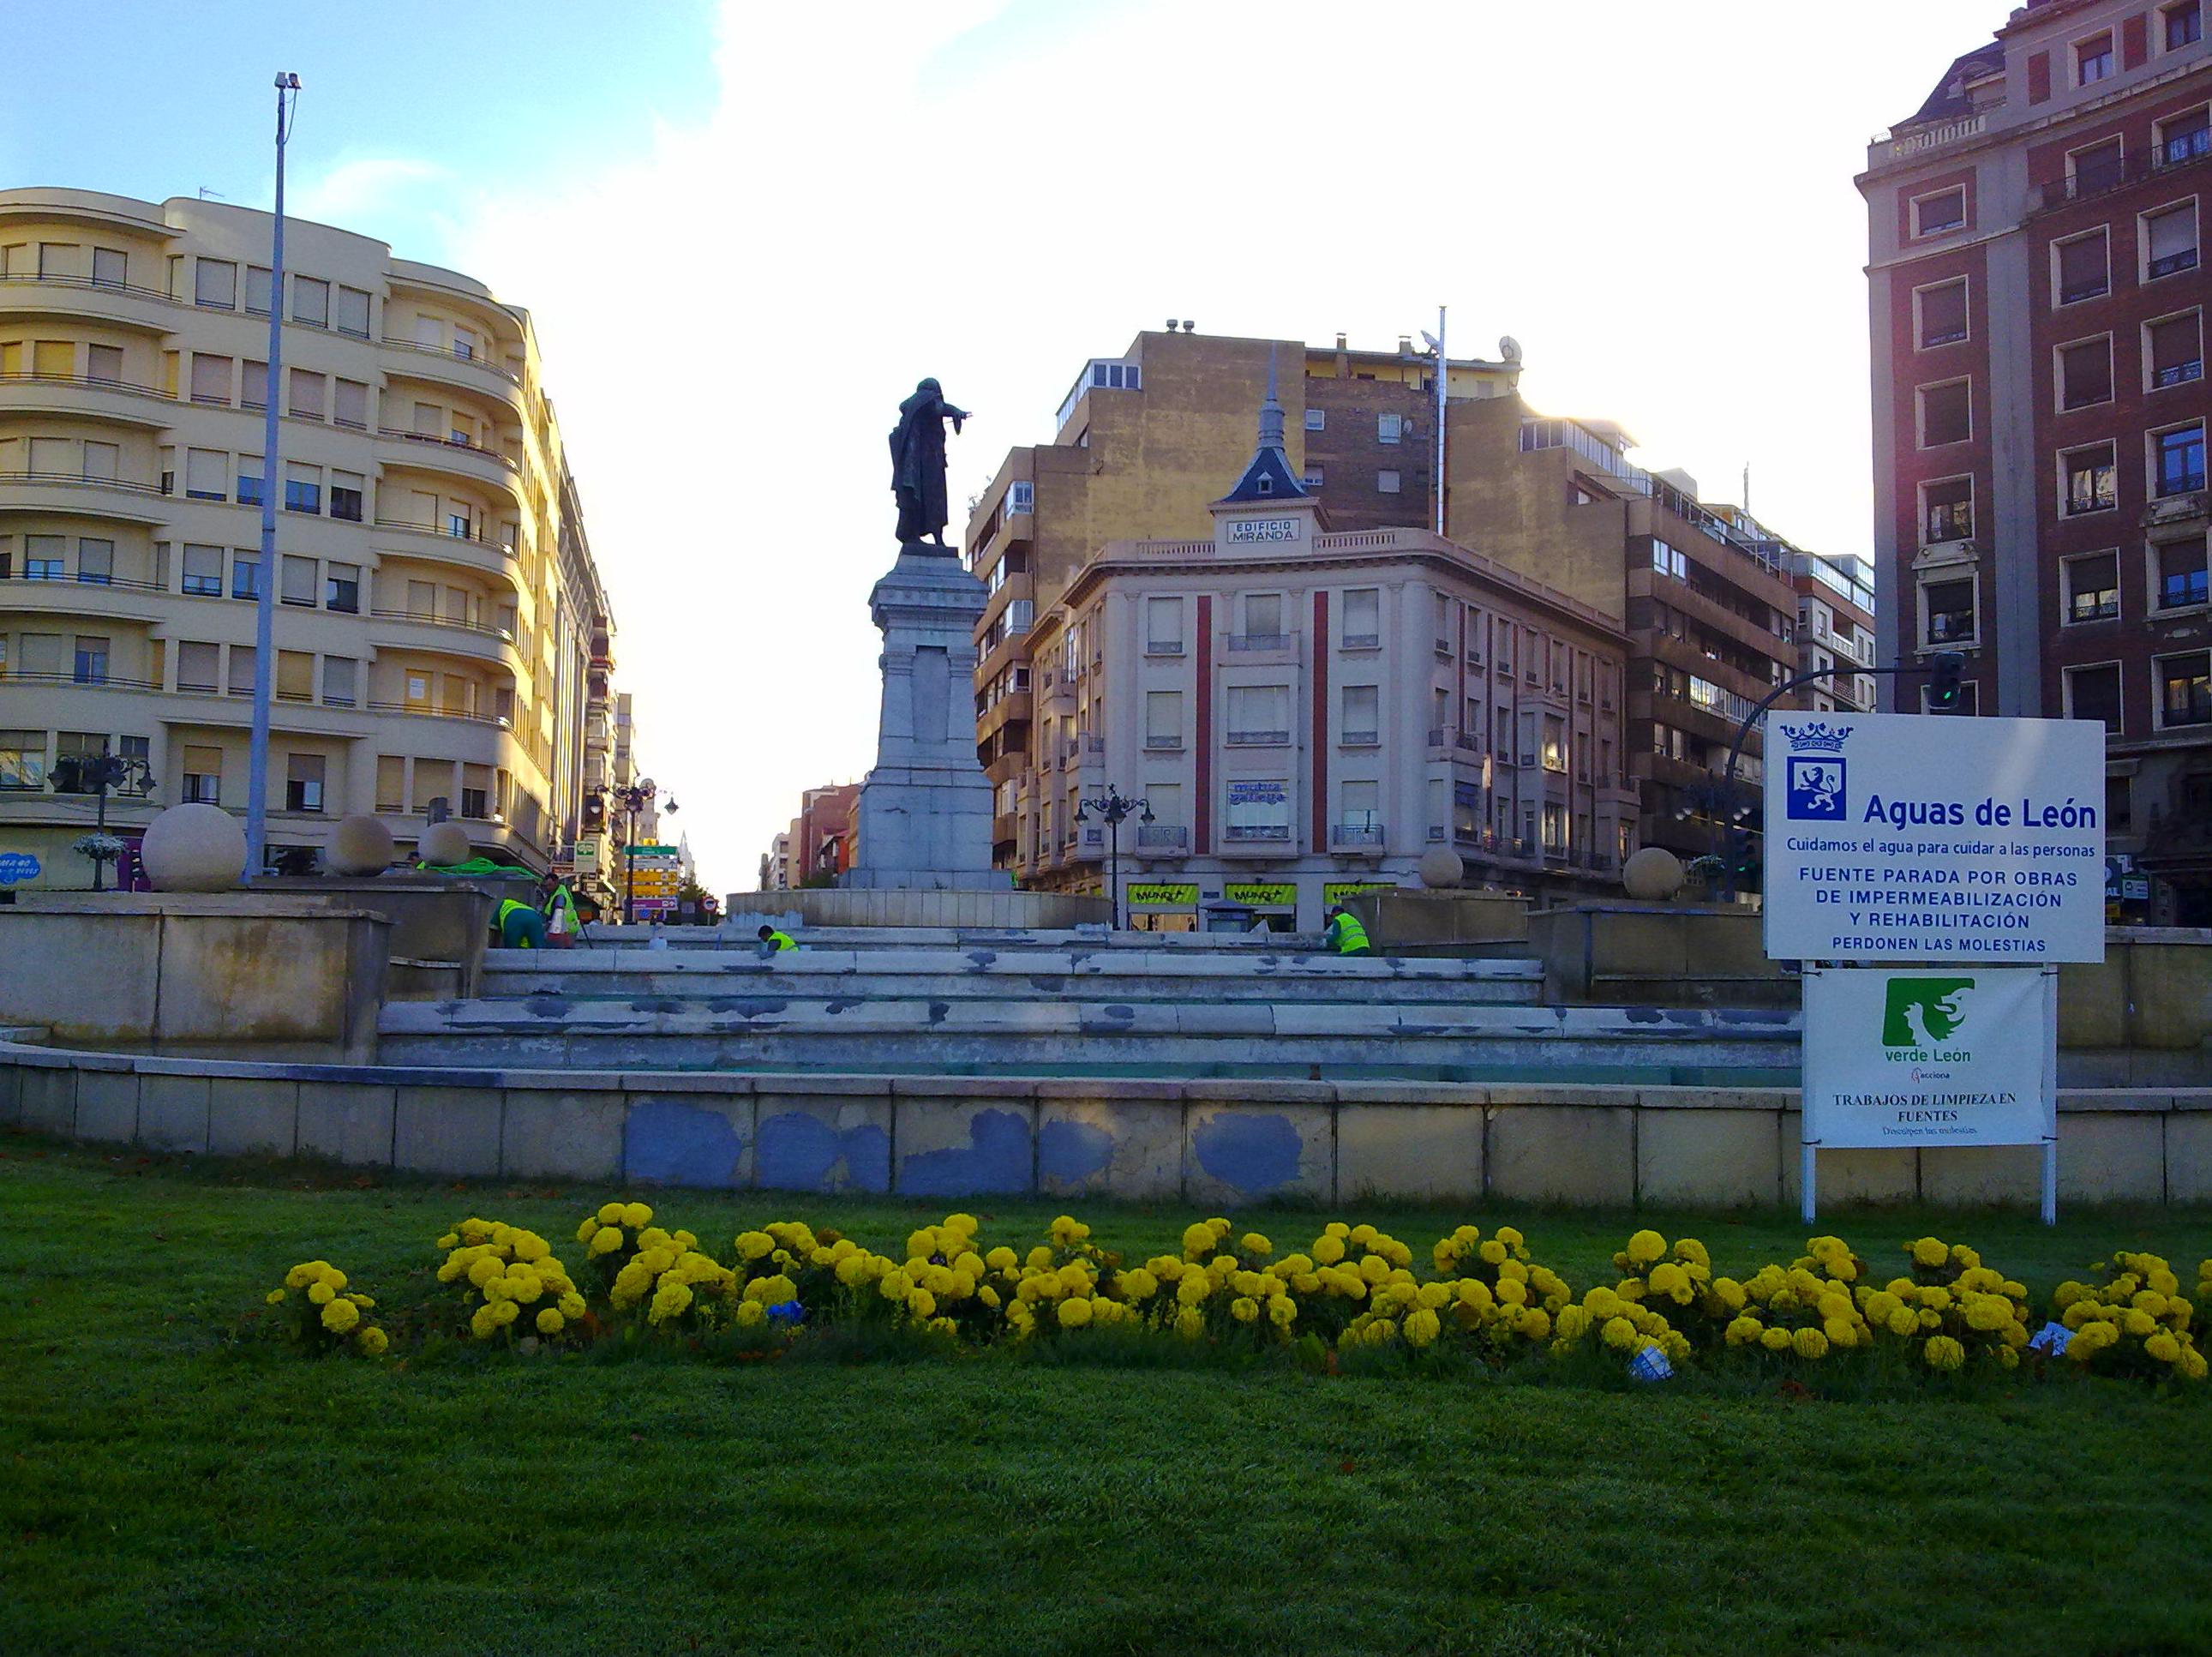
241, 1207, 2209, 1389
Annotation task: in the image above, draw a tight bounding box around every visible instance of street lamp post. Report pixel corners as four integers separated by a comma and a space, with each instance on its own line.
55, 747, 156, 891
244, 72, 302, 885
1075, 786, 1152, 930
610, 779, 678, 925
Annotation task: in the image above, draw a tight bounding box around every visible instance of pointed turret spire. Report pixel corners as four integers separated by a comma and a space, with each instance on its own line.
1214, 343, 1308, 505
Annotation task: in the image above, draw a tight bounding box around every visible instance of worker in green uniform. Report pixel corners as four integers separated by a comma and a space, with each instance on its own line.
1322, 905, 1372, 957
540, 873, 583, 946
757, 924, 798, 953
496, 896, 548, 949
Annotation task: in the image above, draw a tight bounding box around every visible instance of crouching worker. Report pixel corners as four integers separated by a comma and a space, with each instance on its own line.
496, 895, 548, 949
1322, 904, 1372, 957
758, 923, 798, 954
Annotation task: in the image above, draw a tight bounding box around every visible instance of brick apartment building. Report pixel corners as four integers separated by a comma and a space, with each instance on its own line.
965, 328, 1829, 906
1859, 0, 2212, 922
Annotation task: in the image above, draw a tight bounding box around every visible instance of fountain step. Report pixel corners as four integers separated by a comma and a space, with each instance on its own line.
478, 948, 1544, 1006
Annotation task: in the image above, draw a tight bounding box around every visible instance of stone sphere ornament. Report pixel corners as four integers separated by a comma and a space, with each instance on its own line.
140, 803, 249, 892
328, 814, 397, 876
419, 821, 471, 868
1417, 846, 1465, 889
1622, 845, 1687, 903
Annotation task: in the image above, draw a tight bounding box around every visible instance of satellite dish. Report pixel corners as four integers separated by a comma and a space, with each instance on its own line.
1498, 335, 1523, 362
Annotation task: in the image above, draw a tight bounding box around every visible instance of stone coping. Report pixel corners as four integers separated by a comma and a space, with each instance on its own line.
7, 895, 395, 922
3, 1036, 2203, 1111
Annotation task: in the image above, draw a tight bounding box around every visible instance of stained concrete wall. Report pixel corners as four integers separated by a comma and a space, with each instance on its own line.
0, 898, 389, 1060
722, 889, 1113, 931
3, 1036, 2201, 1207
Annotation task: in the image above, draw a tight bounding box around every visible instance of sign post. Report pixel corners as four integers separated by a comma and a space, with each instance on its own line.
1756, 711, 2101, 1224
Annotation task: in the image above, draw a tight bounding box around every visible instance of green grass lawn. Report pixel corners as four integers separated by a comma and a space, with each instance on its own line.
3, 1131, 2210, 1656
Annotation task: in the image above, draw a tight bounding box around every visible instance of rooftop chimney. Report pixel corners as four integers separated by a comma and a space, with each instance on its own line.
1334, 332, 1347, 351
1182, 320, 1195, 333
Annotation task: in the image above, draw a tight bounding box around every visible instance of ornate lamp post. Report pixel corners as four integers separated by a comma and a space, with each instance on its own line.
611, 778, 678, 924
1074, 786, 1151, 930
52, 747, 157, 891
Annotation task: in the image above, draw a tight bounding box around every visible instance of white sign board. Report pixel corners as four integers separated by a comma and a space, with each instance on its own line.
1226, 518, 1300, 543
1801, 966, 2056, 1149
1761, 712, 2105, 963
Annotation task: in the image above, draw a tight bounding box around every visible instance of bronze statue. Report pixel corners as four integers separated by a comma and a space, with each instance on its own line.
889, 378, 969, 549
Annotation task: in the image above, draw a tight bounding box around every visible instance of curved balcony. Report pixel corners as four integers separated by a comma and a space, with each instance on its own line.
376, 335, 526, 411
0, 570, 169, 623
363, 699, 513, 733
0, 371, 181, 430
370, 516, 519, 579
367, 607, 524, 669
376, 427, 522, 495
0, 271, 180, 335
0, 471, 173, 525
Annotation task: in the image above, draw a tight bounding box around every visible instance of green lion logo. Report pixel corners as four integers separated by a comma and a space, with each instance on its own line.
1881, 977, 1975, 1048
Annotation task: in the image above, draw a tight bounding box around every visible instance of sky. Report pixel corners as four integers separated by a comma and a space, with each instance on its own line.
1, 0, 2008, 892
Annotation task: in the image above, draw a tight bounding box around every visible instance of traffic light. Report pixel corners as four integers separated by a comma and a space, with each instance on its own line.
1928, 651, 1967, 711
1729, 826, 1760, 894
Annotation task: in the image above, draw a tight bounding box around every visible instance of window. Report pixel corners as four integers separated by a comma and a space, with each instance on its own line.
81, 441, 116, 481
30, 339, 69, 380
404, 671, 430, 709
51, 731, 103, 789
237, 456, 264, 507
1224, 777, 1291, 840
2065, 551, 2120, 621
1377, 412, 1403, 445
2059, 339, 2113, 408
76, 538, 111, 584
189, 354, 231, 404
1242, 592, 1283, 643
279, 555, 317, 608
0, 726, 41, 791
227, 645, 256, 696
452, 326, 476, 362
1342, 587, 1380, 648
2077, 31, 2115, 82
446, 508, 473, 540
285, 463, 321, 514
1144, 595, 1183, 654
1144, 689, 1183, 749
2149, 311, 2204, 387
2056, 231, 2110, 303
181, 543, 224, 596
245, 265, 273, 315
183, 745, 221, 803
183, 448, 226, 501
2064, 443, 2118, 514
1304, 408, 1325, 432
1923, 577, 1976, 645
460, 786, 489, 819
1339, 780, 1380, 834
333, 378, 368, 429
2145, 202, 2200, 279
177, 642, 219, 693
243, 359, 267, 411
1341, 684, 1379, 744
1006, 479, 1034, 514
1650, 539, 1688, 578
1226, 685, 1290, 744
73, 633, 110, 684
285, 753, 326, 813
2169, 1, 2203, 50
287, 369, 325, 420
2159, 539, 2210, 609
291, 276, 329, 327
329, 471, 364, 523
1376, 469, 1401, 494
1919, 379, 1972, 444
193, 258, 236, 309
1918, 279, 1969, 347
1302, 465, 1323, 489
231, 555, 259, 601
2155, 422, 2207, 495
86, 345, 121, 385
2159, 107, 2211, 166
321, 656, 357, 708
325, 561, 360, 612
2160, 651, 2212, 725
277, 650, 314, 703
90, 247, 125, 288
2066, 663, 2123, 731
335, 285, 371, 338
2071, 136, 2125, 196
1913, 187, 1966, 237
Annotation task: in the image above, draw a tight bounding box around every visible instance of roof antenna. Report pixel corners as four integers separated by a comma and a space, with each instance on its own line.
197, 187, 227, 201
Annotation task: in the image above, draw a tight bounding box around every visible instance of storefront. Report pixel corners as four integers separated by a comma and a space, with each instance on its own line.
1124, 880, 1200, 932
1223, 882, 1298, 933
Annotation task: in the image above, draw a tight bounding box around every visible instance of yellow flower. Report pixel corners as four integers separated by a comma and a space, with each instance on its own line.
1058, 1295, 1094, 1329
1792, 1327, 1829, 1360
1923, 1336, 1965, 1371
1478, 1240, 1508, 1266
1759, 1326, 1793, 1353
264, 1288, 286, 1306
536, 1307, 565, 1336
1230, 1296, 1260, 1324
1239, 1232, 1273, 1257
732, 1299, 765, 1329
1181, 1223, 1215, 1258
1625, 1229, 1666, 1267
1602, 1315, 1640, 1352
574, 1217, 599, 1245
2145, 1332, 2181, 1364
355, 1326, 389, 1356
320, 1298, 361, 1335
1910, 1237, 1948, 1269
620, 1202, 652, 1228
1313, 1234, 1346, 1266
1404, 1307, 1441, 1348
589, 1227, 624, 1257
307, 1281, 336, 1306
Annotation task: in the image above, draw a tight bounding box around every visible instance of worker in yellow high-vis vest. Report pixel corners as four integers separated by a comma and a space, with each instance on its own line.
496, 896, 548, 949
758, 924, 799, 953
1322, 905, 1372, 957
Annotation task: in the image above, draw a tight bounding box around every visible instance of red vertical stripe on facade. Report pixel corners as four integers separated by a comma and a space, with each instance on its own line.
2122, 15, 2148, 69
1311, 590, 1329, 854
1195, 594, 1213, 853
2027, 51, 2051, 104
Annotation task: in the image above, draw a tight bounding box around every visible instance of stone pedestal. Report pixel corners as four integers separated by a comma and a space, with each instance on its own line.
845, 544, 1010, 892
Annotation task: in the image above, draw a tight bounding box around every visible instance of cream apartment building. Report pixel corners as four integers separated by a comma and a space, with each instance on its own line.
1015, 386, 1634, 930
0, 188, 616, 888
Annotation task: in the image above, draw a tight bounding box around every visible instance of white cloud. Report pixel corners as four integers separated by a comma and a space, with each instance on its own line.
292, 153, 452, 231
445, 0, 1985, 892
